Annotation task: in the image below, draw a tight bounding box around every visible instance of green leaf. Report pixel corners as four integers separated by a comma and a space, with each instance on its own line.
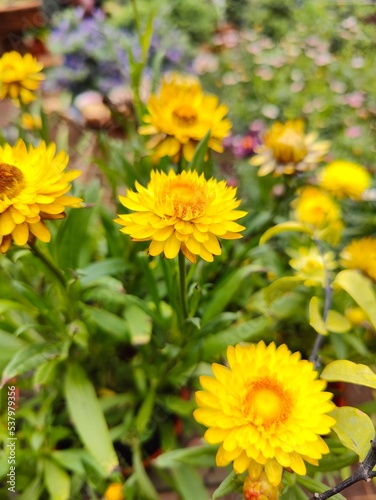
325, 310, 351, 334
211, 470, 238, 499
153, 445, 217, 469
0, 330, 25, 370
330, 406, 375, 460
202, 264, 265, 324
126, 304, 152, 345
0, 299, 27, 314
84, 306, 129, 341
321, 359, 376, 389
200, 317, 270, 360
78, 258, 126, 286
170, 464, 209, 500
132, 444, 159, 500
334, 270, 376, 330
259, 221, 313, 245
1, 342, 62, 387
264, 276, 302, 305
188, 130, 211, 172
64, 363, 119, 475
44, 459, 71, 500
135, 382, 156, 435
309, 296, 327, 335
295, 476, 346, 500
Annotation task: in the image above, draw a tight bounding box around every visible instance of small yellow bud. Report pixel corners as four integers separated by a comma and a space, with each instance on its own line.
104, 483, 124, 500
345, 307, 367, 326
243, 472, 280, 500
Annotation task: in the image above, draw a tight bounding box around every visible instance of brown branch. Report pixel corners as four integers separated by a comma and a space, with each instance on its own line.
309, 438, 376, 500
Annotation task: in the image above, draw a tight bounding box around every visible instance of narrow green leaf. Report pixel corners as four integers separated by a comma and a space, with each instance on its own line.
64, 363, 119, 475
259, 221, 313, 245
135, 383, 156, 435
126, 304, 152, 345
79, 258, 126, 286
0, 330, 25, 369
0, 299, 27, 314
334, 270, 376, 330
84, 306, 129, 341
321, 359, 376, 389
132, 444, 159, 500
330, 406, 375, 460
211, 470, 238, 499
264, 276, 302, 305
1, 342, 61, 387
44, 459, 71, 500
201, 317, 270, 360
188, 130, 211, 172
296, 475, 346, 500
202, 264, 265, 324
153, 445, 217, 469
170, 464, 209, 500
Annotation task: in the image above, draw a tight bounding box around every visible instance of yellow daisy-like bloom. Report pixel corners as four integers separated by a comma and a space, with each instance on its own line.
115, 169, 247, 263
0, 140, 82, 253
318, 160, 371, 200
104, 483, 124, 500
194, 342, 335, 486
21, 112, 42, 130
340, 237, 376, 282
292, 187, 342, 229
0, 51, 45, 104
139, 73, 232, 162
250, 120, 330, 177
287, 246, 337, 287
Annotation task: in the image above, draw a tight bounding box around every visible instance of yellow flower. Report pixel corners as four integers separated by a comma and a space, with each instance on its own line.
115, 169, 247, 263
318, 160, 371, 200
139, 73, 232, 162
104, 483, 124, 500
0, 140, 82, 253
340, 237, 376, 282
243, 472, 280, 500
292, 187, 343, 241
21, 112, 42, 130
0, 51, 45, 104
194, 342, 335, 486
287, 246, 337, 287
250, 120, 330, 177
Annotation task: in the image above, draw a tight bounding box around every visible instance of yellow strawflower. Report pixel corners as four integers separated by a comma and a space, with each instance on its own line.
0, 140, 81, 253
194, 342, 335, 486
292, 187, 342, 237
250, 119, 330, 176
21, 112, 42, 130
318, 160, 371, 200
139, 73, 232, 162
287, 246, 337, 287
104, 483, 125, 500
0, 51, 45, 104
340, 237, 376, 282
115, 169, 247, 263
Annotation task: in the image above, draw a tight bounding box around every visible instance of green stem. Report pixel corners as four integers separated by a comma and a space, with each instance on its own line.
29, 244, 66, 289
130, 0, 142, 42
178, 252, 188, 321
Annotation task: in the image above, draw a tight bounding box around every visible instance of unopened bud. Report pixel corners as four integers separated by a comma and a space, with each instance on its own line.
243, 472, 280, 500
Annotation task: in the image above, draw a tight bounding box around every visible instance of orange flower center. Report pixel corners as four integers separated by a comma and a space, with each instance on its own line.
242, 377, 293, 430
159, 178, 211, 220
266, 127, 308, 164
0, 163, 25, 199
172, 105, 198, 127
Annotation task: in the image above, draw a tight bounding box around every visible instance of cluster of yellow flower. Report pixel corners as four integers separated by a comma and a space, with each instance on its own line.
0, 51, 374, 499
